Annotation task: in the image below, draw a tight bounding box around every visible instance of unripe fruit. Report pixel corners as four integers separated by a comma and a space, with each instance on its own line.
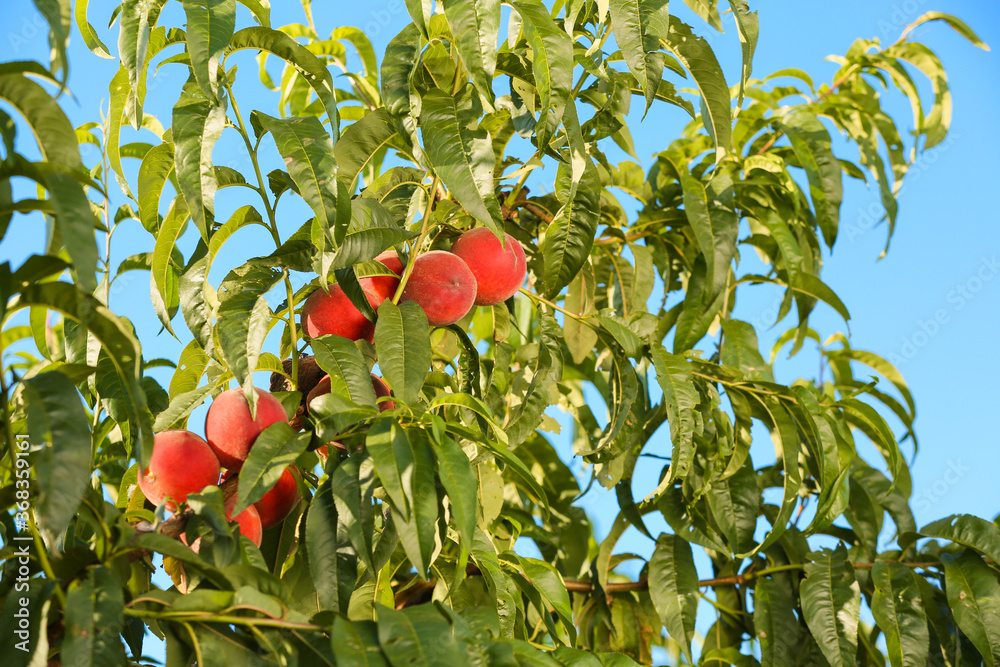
400, 250, 477, 326
449, 228, 527, 306
205, 388, 287, 470
301, 275, 399, 343
374, 250, 405, 276
221, 467, 300, 530
139, 430, 220, 510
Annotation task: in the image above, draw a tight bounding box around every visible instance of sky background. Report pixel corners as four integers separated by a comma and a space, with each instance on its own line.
2, 0, 999, 664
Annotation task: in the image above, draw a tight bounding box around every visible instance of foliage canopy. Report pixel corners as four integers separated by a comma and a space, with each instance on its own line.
0, 0, 995, 665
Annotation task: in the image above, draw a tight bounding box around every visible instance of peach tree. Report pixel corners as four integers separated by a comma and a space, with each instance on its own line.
0, 0, 997, 665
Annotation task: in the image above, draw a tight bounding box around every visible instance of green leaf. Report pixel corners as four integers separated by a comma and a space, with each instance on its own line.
172, 80, 227, 238
506, 553, 576, 644
608, 0, 671, 111
396, 427, 440, 576
901, 12, 990, 51
909, 514, 1000, 565
682, 169, 737, 302
10, 282, 153, 463
332, 616, 390, 666
801, 546, 860, 667
542, 157, 601, 296
335, 108, 399, 192
442, 0, 500, 102
117, 0, 167, 123
366, 417, 413, 519
663, 16, 732, 161
181, 0, 236, 99
511, 0, 573, 145
137, 141, 174, 234
228, 27, 339, 133
721, 319, 772, 381
150, 196, 188, 334
373, 300, 431, 406
75, 0, 113, 58
44, 171, 100, 294
649, 346, 697, 491
310, 334, 379, 407
649, 534, 699, 662
681, 0, 722, 30
255, 112, 345, 248
420, 87, 504, 236
330, 455, 377, 574
381, 24, 422, 118
726, 0, 758, 109
434, 433, 478, 567
753, 568, 800, 666
232, 422, 310, 515
782, 112, 843, 247
62, 566, 126, 667
870, 561, 929, 667
563, 264, 598, 364
23, 371, 91, 546
790, 272, 851, 326
942, 550, 1000, 666
377, 605, 464, 666
32, 0, 72, 82
0, 71, 85, 172
306, 475, 354, 612
216, 259, 282, 390
332, 200, 417, 270
404, 0, 433, 38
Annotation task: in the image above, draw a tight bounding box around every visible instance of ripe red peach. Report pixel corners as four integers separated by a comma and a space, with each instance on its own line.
400, 250, 477, 326
449, 228, 527, 306
221, 467, 300, 530
301, 275, 399, 343
182, 493, 263, 551
204, 388, 287, 470
374, 250, 405, 276
139, 430, 220, 510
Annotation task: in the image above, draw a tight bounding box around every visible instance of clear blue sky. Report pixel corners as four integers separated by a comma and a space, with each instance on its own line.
2, 0, 998, 663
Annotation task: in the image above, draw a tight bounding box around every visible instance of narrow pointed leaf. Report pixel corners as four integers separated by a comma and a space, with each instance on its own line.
373, 300, 432, 406
181, 0, 236, 99
649, 534, 699, 662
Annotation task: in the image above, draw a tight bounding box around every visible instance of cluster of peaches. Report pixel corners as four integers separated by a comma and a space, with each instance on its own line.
138, 228, 527, 544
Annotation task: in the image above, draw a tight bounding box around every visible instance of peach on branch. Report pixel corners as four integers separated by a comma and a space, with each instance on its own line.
400, 250, 477, 326
221, 467, 301, 530
301, 275, 399, 343
182, 492, 263, 551
449, 228, 527, 306
139, 430, 221, 510
204, 387, 287, 470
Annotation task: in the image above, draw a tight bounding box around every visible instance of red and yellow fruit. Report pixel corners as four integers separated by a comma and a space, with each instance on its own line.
400, 250, 477, 326
221, 467, 300, 530
301, 275, 399, 343
204, 388, 287, 470
139, 430, 220, 510
449, 228, 527, 306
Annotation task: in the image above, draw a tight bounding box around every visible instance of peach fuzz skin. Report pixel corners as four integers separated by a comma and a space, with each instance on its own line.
300, 275, 399, 343
204, 388, 287, 470
449, 228, 527, 306
139, 430, 220, 510
400, 250, 477, 326
222, 467, 300, 530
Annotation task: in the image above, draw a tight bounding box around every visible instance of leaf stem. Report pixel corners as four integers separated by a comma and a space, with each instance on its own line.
392, 175, 441, 304
518, 288, 593, 324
